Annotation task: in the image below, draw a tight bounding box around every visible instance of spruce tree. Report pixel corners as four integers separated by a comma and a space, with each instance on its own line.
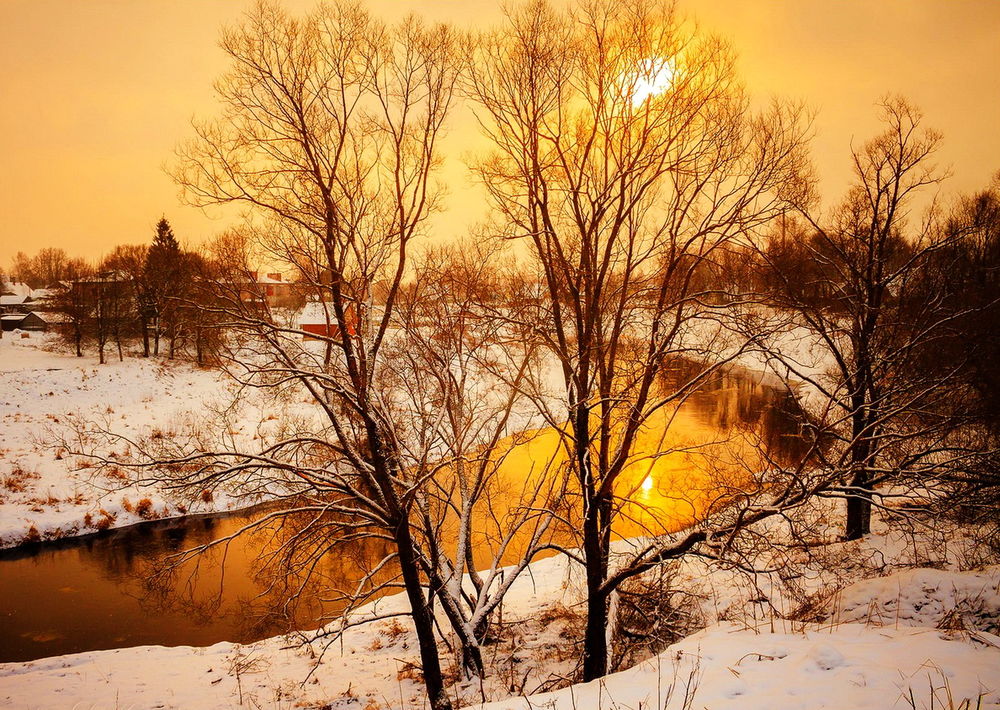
144, 218, 182, 356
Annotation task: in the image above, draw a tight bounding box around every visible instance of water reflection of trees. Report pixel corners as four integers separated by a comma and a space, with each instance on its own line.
660, 357, 809, 463
63, 362, 809, 648
133, 506, 399, 642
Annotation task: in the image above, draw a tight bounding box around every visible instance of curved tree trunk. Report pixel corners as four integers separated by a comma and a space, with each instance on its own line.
394, 519, 452, 710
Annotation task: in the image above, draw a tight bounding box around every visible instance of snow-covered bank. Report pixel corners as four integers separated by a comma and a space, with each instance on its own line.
2, 504, 998, 710
479, 622, 1000, 710
0, 335, 288, 547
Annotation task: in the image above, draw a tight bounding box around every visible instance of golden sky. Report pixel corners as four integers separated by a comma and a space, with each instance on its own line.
1, 0, 998, 266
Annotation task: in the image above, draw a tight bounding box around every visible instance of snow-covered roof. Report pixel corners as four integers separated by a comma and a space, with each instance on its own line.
2, 311, 47, 321
297, 301, 336, 325
2, 281, 33, 298
0, 294, 28, 305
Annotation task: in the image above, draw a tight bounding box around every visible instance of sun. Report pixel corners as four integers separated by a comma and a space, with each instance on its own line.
629, 57, 675, 107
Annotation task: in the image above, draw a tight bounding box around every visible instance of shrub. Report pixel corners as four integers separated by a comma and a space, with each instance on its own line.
95, 509, 117, 531
135, 498, 155, 520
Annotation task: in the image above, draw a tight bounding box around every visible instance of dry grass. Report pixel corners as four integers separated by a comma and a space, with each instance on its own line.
395, 661, 422, 683
103, 466, 130, 483
95, 509, 117, 531
3, 463, 40, 493
611, 567, 706, 673
135, 497, 156, 519
382, 618, 408, 643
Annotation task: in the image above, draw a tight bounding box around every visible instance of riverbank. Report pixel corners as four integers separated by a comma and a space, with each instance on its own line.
0, 334, 306, 548
0, 322, 814, 550
1, 499, 997, 709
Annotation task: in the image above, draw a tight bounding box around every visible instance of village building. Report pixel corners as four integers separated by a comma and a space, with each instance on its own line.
0, 311, 48, 332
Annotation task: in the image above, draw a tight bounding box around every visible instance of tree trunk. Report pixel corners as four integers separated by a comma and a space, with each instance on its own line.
846, 394, 874, 540
578, 405, 610, 682
582, 556, 609, 681
394, 519, 452, 710
582, 496, 614, 681
461, 642, 485, 680
845, 469, 872, 540
141, 315, 150, 357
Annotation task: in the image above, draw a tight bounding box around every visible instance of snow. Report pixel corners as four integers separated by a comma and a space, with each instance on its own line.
831, 566, 1000, 632
1, 331, 998, 710
0, 334, 291, 547
2, 505, 998, 709
477, 623, 1000, 710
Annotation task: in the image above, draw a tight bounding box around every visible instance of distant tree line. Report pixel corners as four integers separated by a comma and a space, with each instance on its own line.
10, 218, 231, 365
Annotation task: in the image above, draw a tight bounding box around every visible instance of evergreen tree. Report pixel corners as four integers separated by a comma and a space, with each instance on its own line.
144, 218, 182, 355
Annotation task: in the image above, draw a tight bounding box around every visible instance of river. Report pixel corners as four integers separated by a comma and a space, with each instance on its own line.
0, 363, 806, 663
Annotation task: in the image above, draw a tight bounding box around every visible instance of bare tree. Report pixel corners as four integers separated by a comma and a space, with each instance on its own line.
468, 0, 811, 680
910, 176, 1000, 546
48, 264, 96, 357
756, 97, 972, 541
105, 244, 155, 357
386, 242, 564, 677
180, 249, 226, 366
89, 270, 134, 364
9, 247, 89, 289
166, 3, 477, 706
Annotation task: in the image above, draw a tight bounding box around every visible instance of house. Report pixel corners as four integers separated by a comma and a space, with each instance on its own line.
0, 293, 34, 315
1, 311, 47, 332
224, 271, 299, 309
254, 272, 294, 303
239, 271, 295, 307
69, 272, 130, 302
297, 301, 356, 339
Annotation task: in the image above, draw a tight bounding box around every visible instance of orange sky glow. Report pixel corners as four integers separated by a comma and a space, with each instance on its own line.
1, 0, 998, 266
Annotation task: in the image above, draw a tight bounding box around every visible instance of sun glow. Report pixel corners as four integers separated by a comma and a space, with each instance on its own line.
641, 474, 654, 493
629, 57, 675, 107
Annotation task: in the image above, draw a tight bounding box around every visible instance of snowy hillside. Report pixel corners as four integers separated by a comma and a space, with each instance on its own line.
0, 335, 293, 547
1, 503, 997, 710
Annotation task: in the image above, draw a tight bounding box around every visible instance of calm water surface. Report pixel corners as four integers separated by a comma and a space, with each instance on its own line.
0, 364, 805, 663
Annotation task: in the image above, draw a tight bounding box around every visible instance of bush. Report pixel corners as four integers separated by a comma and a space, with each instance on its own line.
135, 497, 155, 519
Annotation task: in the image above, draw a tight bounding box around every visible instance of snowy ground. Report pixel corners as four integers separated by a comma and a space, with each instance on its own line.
0, 315, 827, 549
2, 330, 997, 709
0, 334, 295, 547
1, 500, 997, 710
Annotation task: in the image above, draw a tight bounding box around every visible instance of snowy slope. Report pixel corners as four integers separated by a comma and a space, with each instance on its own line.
477, 622, 1000, 710
2, 528, 999, 710
0, 334, 291, 547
